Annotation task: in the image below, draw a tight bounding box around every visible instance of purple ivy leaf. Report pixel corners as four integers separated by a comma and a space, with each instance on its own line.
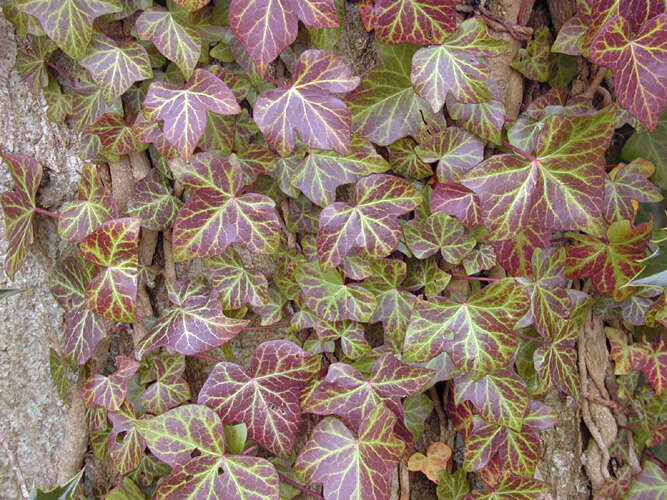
373, 0, 457, 45
431, 183, 481, 228
81, 356, 140, 411
415, 127, 485, 183
404, 212, 476, 264
206, 248, 270, 310
127, 169, 182, 231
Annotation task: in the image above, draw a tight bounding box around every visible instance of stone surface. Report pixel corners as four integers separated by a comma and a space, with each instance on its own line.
0, 7, 82, 498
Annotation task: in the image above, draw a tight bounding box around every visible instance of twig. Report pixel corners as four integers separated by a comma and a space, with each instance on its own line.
277, 472, 323, 500
189, 352, 223, 363
0, 428, 29, 499
583, 392, 617, 410
399, 460, 410, 500
429, 386, 447, 442
582, 66, 607, 99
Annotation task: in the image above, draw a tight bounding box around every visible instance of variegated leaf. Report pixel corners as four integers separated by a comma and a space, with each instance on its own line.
404, 212, 476, 264
373, 0, 457, 45
81, 356, 140, 411
127, 169, 181, 231
415, 127, 484, 183
206, 248, 269, 310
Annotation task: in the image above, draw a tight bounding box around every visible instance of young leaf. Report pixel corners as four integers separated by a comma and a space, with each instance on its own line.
403, 393, 434, 442
88, 113, 145, 158
170, 153, 281, 260
317, 174, 422, 269
604, 158, 662, 223
135, 6, 201, 80
81, 356, 140, 411
533, 319, 579, 399
207, 248, 269, 310
415, 127, 485, 183
526, 247, 571, 338
254, 50, 359, 156
411, 18, 507, 112
80, 32, 152, 104
404, 212, 476, 264
408, 442, 452, 483
507, 88, 568, 153
198, 340, 320, 456
491, 224, 550, 277
143, 69, 241, 161
140, 354, 191, 415
445, 78, 506, 145
373, 0, 457, 45
49, 348, 71, 401
387, 138, 433, 179
294, 405, 405, 500
436, 468, 469, 500
590, 14, 667, 130
16, 35, 56, 94
108, 404, 146, 475
138, 279, 248, 356
127, 169, 182, 231
28, 470, 83, 500
0, 152, 42, 279
16, 0, 122, 60
57, 164, 117, 243
403, 257, 451, 295
510, 26, 550, 82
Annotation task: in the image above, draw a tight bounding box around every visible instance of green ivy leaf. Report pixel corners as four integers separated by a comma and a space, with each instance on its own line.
437, 468, 469, 499
28, 469, 83, 500
510, 26, 550, 82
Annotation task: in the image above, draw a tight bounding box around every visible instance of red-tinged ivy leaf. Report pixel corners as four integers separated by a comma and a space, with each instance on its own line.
136, 404, 280, 500
566, 219, 652, 301
229, 0, 337, 77
627, 460, 667, 499
454, 366, 529, 430
387, 137, 432, 179
135, 7, 201, 80
71, 73, 122, 131
533, 322, 578, 398
411, 18, 508, 112
57, 164, 116, 243
286, 195, 321, 234
254, 50, 359, 156
462, 244, 497, 276
206, 248, 269, 310
551, 0, 589, 55
317, 174, 422, 269
79, 218, 140, 322
108, 404, 146, 475
526, 247, 571, 338
403, 280, 530, 375
80, 32, 152, 104
437, 468, 470, 500
466, 472, 550, 499
621, 286, 663, 325
143, 69, 241, 161
173, 0, 210, 10
139, 279, 248, 356
446, 77, 506, 145
50, 253, 109, 365
361, 259, 416, 346
403, 257, 451, 295
510, 26, 550, 82
373, 0, 457, 45
645, 293, 667, 328
295, 405, 404, 500
491, 224, 550, 277
293, 136, 390, 207
170, 153, 281, 260
415, 127, 485, 183
88, 113, 145, 158
507, 88, 568, 153
198, 340, 320, 457
404, 212, 476, 264
0, 152, 42, 279
140, 354, 191, 415
590, 14, 667, 130
16, 36, 56, 94
81, 356, 140, 411
16, 0, 122, 60
303, 354, 433, 436
604, 158, 663, 222
346, 43, 441, 145
251, 286, 287, 326
630, 340, 667, 396
463, 106, 616, 239
126, 169, 181, 231
233, 145, 278, 182
430, 183, 482, 227
296, 260, 378, 322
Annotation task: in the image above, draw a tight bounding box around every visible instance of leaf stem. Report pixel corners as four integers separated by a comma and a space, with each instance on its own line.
33, 206, 59, 219
242, 443, 259, 455
244, 322, 291, 331
189, 352, 223, 363
501, 140, 537, 162
447, 286, 467, 304
277, 472, 323, 500
46, 60, 72, 84
450, 276, 501, 282
550, 236, 571, 244
515, 331, 548, 345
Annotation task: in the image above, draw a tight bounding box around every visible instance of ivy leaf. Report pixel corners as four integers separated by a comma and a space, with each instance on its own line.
294, 405, 405, 500
43, 78, 73, 123
466, 472, 550, 499
198, 340, 320, 456
411, 18, 508, 112
254, 50, 359, 156
387, 138, 433, 179
296, 260, 378, 322
140, 354, 191, 415
347, 43, 440, 145
566, 219, 652, 301
81, 356, 140, 411
604, 158, 663, 223
0, 152, 42, 279
403, 279, 530, 375
127, 170, 181, 231
317, 174, 422, 269
16, 35, 57, 94
57, 164, 117, 243
108, 403, 146, 475
229, 0, 338, 77
17, 0, 122, 60
622, 110, 667, 189
415, 127, 485, 183
373, 0, 457, 45
80, 32, 152, 104
510, 26, 550, 82
71, 73, 121, 131
303, 354, 433, 437
463, 244, 497, 276
408, 441, 452, 483
454, 366, 529, 431
49, 348, 71, 402
28, 470, 83, 500
446, 78, 505, 145
293, 136, 390, 207
628, 460, 667, 499
590, 14, 667, 130
207, 248, 269, 310
533, 319, 579, 399
79, 218, 140, 322
463, 106, 616, 239
291, 311, 371, 359
437, 468, 470, 500
136, 404, 280, 500
404, 212, 476, 264
403, 257, 451, 295
526, 247, 571, 338
170, 153, 282, 261
50, 253, 109, 364
506, 88, 568, 153
403, 393, 434, 442
88, 113, 145, 159
136, 6, 201, 80
491, 224, 550, 277
143, 69, 241, 161
139, 279, 248, 356
621, 286, 663, 325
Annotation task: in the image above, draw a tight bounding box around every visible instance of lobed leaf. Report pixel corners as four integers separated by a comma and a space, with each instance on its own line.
207, 248, 269, 310
415, 127, 485, 183
81, 356, 139, 411
127, 169, 182, 231
404, 212, 476, 264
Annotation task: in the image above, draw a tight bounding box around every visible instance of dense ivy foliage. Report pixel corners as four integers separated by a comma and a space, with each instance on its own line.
1, 0, 666, 498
